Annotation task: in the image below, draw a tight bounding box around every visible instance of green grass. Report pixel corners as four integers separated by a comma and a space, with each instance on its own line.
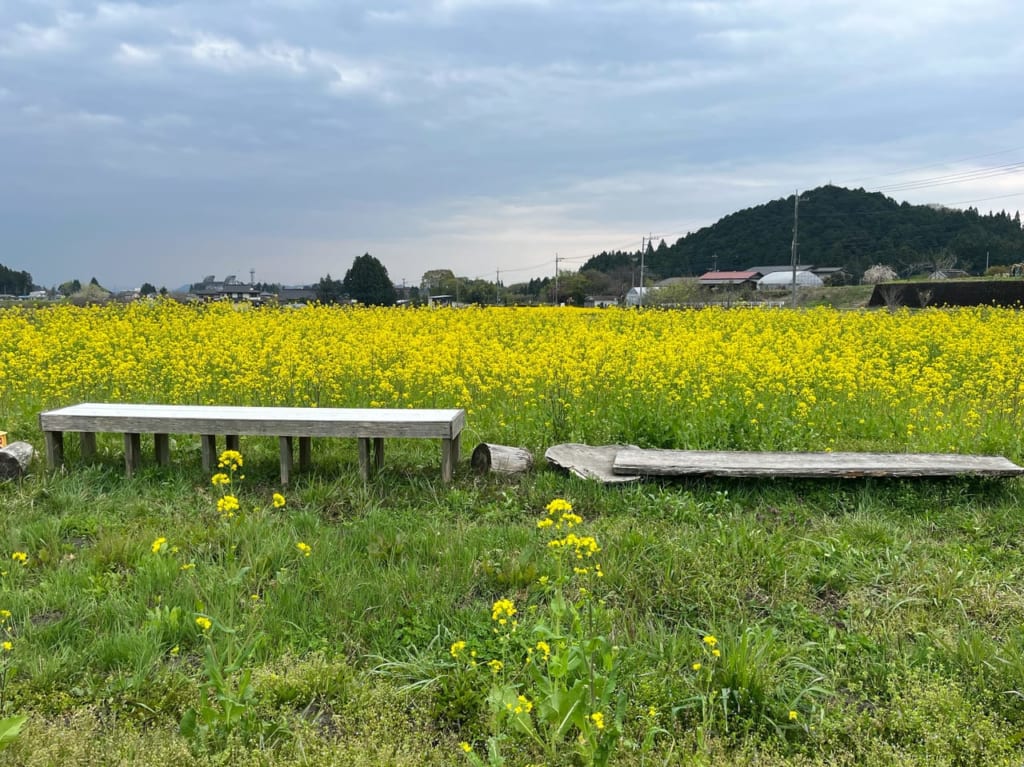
2, 437, 1024, 764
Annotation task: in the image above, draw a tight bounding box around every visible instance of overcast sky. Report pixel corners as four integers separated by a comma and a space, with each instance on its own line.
2, 0, 1022, 291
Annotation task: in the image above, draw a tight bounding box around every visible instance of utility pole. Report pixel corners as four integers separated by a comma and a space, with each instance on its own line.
639, 236, 646, 307
712, 252, 718, 272
554, 253, 559, 306
790, 191, 800, 308
496, 269, 500, 305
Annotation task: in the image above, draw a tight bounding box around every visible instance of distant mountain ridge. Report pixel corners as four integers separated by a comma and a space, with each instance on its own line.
582, 185, 1024, 280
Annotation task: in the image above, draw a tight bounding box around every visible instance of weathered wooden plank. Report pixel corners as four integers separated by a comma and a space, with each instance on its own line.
545, 443, 641, 484
612, 449, 1024, 478
39, 404, 465, 439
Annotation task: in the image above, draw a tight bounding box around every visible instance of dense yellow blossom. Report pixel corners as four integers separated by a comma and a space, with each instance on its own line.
3, 302, 1023, 459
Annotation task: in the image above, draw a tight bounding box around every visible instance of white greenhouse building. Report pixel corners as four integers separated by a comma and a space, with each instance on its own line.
756, 270, 824, 291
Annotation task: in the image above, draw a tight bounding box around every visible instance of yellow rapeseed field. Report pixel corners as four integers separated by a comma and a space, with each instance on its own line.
2, 301, 1022, 456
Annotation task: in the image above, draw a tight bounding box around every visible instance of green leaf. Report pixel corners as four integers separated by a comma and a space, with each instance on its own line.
0, 715, 27, 750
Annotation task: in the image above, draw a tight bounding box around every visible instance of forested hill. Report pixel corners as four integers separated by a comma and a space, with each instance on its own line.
582, 185, 1024, 280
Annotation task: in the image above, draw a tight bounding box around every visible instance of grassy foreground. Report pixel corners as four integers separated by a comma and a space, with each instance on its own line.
2, 302, 1024, 764
2, 446, 1024, 765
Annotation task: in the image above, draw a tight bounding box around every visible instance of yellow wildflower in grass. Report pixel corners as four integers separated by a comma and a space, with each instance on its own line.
546, 498, 573, 515
491, 598, 517, 624
11, 552, 27, 565
216, 495, 240, 515
1, 641, 12, 652
712, 648, 721, 657
272, 492, 286, 508
487, 659, 503, 674
692, 662, 702, 671
537, 518, 554, 529
180, 562, 195, 571
789, 710, 799, 721
210, 472, 230, 486
450, 640, 467, 658
459, 742, 473, 753
513, 694, 533, 714
703, 634, 718, 647
169, 645, 179, 656
195, 616, 212, 632
0, 609, 11, 621
590, 711, 605, 730
296, 541, 312, 557
535, 640, 551, 661
151, 537, 167, 554
217, 450, 243, 471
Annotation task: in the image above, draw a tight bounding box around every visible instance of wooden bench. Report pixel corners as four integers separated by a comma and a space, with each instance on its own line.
39, 403, 465, 484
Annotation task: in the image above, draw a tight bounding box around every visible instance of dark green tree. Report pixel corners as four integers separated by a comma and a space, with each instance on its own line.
316, 273, 345, 304
140, 282, 157, 296
342, 253, 397, 306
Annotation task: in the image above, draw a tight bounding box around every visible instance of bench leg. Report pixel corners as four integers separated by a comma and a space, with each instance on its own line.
226, 434, 240, 452
80, 432, 97, 461
442, 434, 460, 483
154, 433, 171, 466
358, 438, 371, 481
124, 433, 142, 477
201, 435, 216, 472
44, 431, 65, 469
374, 438, 384, 472
279, 436, 293, 485
299, 437, 312, 472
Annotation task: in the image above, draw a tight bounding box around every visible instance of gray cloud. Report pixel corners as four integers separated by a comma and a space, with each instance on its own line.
1, 0, 1021, 289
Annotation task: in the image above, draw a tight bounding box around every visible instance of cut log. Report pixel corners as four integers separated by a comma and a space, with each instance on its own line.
0, 441, 35, 480
471, 443, 534, 475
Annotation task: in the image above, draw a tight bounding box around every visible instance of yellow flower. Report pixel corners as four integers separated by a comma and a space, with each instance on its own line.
450, 640, 467, 658
216, 495, 239, 514
151, 537, 167, 554
180, 563, 195, 571
535, 640, 551, 661
11, 551, 27, 564
703, 634, 718, 647
491, 598, 516, 624
590, 711, 605, 730
1, 640, 12, 652
546, 498, 573, 515
195, 616, 212, 632
217, 450, 243, 470
537, 518, 554, 528
712, 648, 721, 657
210, 472, 230, 486
692, 662, 702, 671
487, 659, 503, 674
0, 609, 11, 621
272, 492, 286, 508
789, 710, 798, 721
459, 742, 472, 753
169, 645, 179, 656
513, 694, 533, 714
296, 541, 312, 557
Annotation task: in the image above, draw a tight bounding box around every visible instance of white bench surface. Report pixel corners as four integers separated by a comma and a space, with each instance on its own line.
40, 403, 465, 438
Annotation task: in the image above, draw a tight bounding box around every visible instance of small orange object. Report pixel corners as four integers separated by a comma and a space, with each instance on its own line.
0, 432, 6, 448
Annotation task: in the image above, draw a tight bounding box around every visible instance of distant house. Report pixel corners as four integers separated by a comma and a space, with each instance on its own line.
625, 286, 654, 306
929, 269, 970, 280
277, 286, 318, 304
585, 295, 619, 308
698, 270, 761, 288
190, 275, 263, 304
